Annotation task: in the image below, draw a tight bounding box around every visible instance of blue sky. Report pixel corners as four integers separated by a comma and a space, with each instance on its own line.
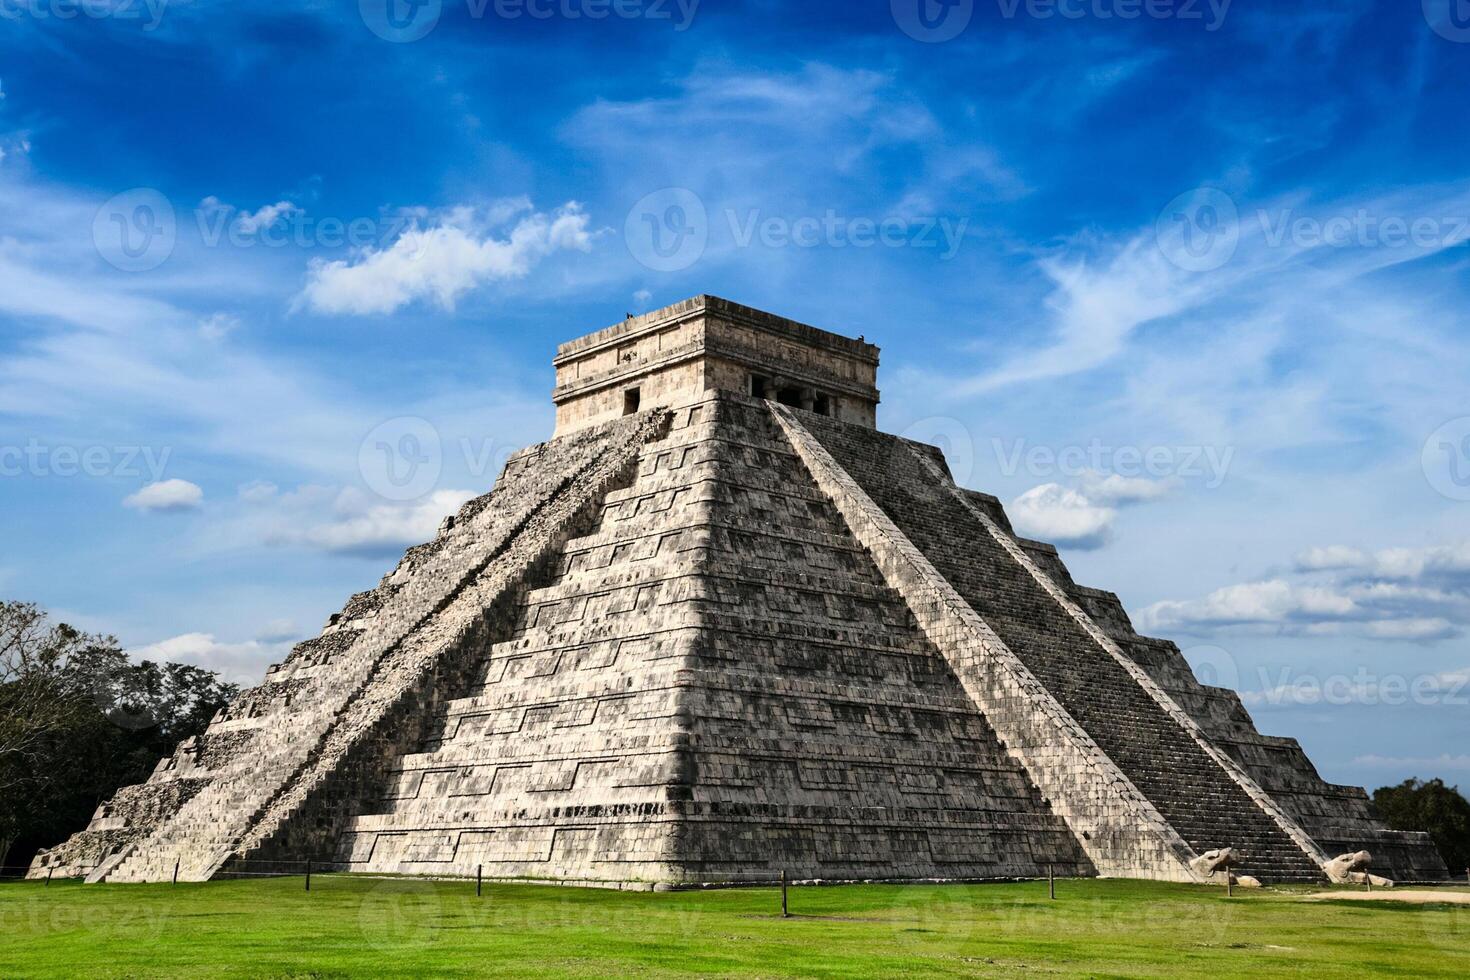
2, 0, 1469, 789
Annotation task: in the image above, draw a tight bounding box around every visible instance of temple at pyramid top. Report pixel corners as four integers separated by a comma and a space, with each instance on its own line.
552, 294, 881, 435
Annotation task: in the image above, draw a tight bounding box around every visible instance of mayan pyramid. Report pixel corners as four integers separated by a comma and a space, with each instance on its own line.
32, 295, 1446, 886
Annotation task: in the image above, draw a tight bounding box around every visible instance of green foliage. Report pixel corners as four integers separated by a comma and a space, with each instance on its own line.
1374, 778, 1470, 873
0, 877, 1466, 978
0, 600, 238, 869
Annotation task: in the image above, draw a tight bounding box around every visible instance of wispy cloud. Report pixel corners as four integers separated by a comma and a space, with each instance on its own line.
195, 481, 476, 561
1296, 543, 1470, 582
199, 196, 301, 235
298, 202, 595, 315
567, 61, 1027, 222
957, 182, 1470, 396
1140, 539, 1470, 643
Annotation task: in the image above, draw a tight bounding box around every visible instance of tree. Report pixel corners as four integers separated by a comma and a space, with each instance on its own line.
0, 602, 95, 864
1372, 778, 1470, 874
0, 601, 239, 871
1, 603, 84, 784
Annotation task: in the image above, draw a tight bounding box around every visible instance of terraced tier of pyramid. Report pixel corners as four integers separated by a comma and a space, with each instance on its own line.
32, 295, 1446, 887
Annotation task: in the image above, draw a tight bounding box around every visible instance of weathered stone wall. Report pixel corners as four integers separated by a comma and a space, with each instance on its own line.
553, 296, 880, 435
787, 407, 1326, 882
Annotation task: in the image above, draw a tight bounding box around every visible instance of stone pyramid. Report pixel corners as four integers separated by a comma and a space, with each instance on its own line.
33, 296, 1445, 887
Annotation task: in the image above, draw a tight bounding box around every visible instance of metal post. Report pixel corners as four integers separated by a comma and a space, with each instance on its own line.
1226, 872, 1233, 898
1365, 873, 1370, 892
172, 860, 180, 885
477, 865, 483, 897
781, 870, 789, 918
1048, 865, 1055, 901
306, 860, 312, 892
46, 868, 54, 887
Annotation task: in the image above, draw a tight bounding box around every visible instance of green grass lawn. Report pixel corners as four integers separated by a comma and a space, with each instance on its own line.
1, 875, 1467, 978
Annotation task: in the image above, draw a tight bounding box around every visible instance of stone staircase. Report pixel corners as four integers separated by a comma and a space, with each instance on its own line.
94, 410, 669, 882
791, 409, 1325, 883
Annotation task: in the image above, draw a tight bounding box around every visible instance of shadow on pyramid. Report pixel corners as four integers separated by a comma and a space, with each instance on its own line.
33, 296, 1446, 888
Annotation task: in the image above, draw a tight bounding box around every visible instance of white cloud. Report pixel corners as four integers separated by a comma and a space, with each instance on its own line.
565, 61, 1026, 277
1295, 545, 1372, 572
1009, 483, 1115, 550
1007, 471, 1174, 550
571, 65, 912, 148
255, 618, 301, 643
1361, 618, 1458, 642
0, 176, 546, 491
198, 196, 300, 234
238, 201, 299, 233
1241, 663, 1470, 707
231, 484, 474, 558
962, 239, 1207, 394
128, 631, 290, 688
1140, 577, 1462, 643
1144, 580, 1303, 629
1078, 470, 1176, 506
297, 488, 474, 555
952, 182, 1470, 397
1365, 544, 1470, 582
0, 130, 32, 165
238, 480, 279, 503
198, 312, 240, 341
1144, 535, 1470, 643
298, 202, 595, 316
123, 479, 203, 512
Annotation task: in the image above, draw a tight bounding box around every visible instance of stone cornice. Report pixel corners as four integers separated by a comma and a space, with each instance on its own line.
554, 294, 880, 366
552, 335, 881, 405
